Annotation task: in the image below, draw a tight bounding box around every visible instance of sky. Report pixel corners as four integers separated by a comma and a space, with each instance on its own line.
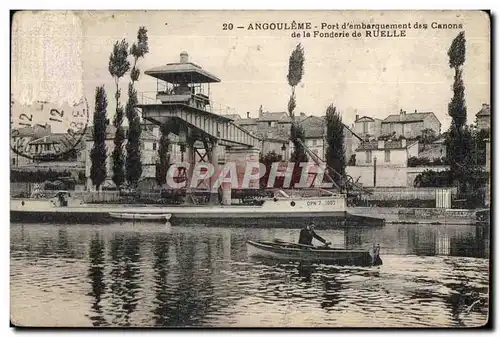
11, 10, 490, 132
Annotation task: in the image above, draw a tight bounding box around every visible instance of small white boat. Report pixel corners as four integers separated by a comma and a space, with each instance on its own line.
109, 212, 172, 222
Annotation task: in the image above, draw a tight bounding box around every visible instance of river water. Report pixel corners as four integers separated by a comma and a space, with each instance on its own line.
10, 222, 490, 328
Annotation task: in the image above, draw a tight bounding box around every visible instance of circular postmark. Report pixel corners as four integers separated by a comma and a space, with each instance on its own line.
10, 98, 89, 161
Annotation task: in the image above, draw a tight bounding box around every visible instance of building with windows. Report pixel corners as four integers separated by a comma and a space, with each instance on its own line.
353, 139, 419, 167
10, 124, 52, 167
83, 125, 159, 190
227, 108, 309, 160
353, 115, 382, 140
381, 109, 441, 139
344, 115, 383, 162
299, 115, 326, 161
476, 103, 491, 131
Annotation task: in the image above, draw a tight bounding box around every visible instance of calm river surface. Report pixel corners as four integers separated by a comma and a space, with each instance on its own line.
10, 222, 490, 328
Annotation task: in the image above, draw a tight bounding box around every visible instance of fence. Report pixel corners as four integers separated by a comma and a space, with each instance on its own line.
360, 187, 458, 201
346, 165, 450, 187
77, 191, 162, 203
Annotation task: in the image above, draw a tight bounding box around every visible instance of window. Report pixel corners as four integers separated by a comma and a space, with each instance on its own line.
312, 149, 319, 155
312, 139, 317, 146
366, 150, 372, 163
153, 142, 157, 151
363, 122, 368, 134
268, 121, 272, 127
384, 150, 390, 162
12, 158, 15, 166
45, 144, 50, 151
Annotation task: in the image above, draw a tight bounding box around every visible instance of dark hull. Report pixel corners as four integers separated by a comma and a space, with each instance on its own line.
10, 211, 385, 228
247, 240, 383, 266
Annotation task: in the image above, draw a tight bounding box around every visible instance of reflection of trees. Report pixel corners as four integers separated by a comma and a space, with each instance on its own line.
255, 262, 344, 311
122, 235, 141, 324
174, 235, 199, 326
109, 233, 141, 326
151, 234, 220, 326
151, 235, 171, 326
320, 274, 342, 309
13, 227, 82, 259
87, 233, 107, 326
56, 229, 70, 254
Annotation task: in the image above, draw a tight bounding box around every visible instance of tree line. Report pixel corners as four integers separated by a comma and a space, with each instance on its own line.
89, 39, 347, 191
89, 31, 485, 204
90, 27, 150, 190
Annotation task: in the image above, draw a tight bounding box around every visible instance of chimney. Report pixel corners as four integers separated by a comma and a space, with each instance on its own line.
246, 111, 250, 119
400, 108, 404, 115
378, 139, 384, 149
401, 139, 407, 148
259, 105, 264, 118
180, 51, 189, 63
355, 114, 359, 122
414, 109, 417, 113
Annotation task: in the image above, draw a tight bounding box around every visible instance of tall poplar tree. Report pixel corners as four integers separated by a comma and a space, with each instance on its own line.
125, 27, 149, 187
445, 31, 473, 189
155, 123, 170, 186
108, 39, 130, 188
287, 43, 308, 163
325, 104, 346, 187
90, 86, 108, 190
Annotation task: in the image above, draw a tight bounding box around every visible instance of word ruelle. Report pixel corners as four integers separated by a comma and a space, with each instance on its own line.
165, 162, 336, 189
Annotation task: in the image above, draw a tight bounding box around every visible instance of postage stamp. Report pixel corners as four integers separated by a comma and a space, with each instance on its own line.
10, 10, 490, 328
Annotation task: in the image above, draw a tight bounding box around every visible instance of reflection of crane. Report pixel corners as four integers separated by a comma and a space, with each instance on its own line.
296, 138, 372, 195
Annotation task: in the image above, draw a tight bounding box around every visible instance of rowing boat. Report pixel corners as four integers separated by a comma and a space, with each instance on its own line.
247, 239, 382, 266
109, 212, 172, 221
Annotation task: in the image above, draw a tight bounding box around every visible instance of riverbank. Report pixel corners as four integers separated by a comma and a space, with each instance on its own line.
348, 207, 489, 226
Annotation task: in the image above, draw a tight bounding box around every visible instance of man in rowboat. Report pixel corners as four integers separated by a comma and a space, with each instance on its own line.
298, 222, 331, 247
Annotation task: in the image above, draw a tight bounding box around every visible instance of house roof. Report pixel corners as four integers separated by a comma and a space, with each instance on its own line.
299, 115, 325, 139
356, 139, 418, 151
234, 118, 258, 126
476, 104, 490, 117
356, 116, 380, 122
85, 125, 157, 141
382, 112, 436, 124
259, 112, 292, 122
28, 133, 86, 152
29, 134, 69, 145
224, 114, 241, 121
145, 62, 220, 84
11, 124, 51, 138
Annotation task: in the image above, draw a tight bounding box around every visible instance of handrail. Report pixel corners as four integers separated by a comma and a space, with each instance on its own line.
137, 91, 237, 116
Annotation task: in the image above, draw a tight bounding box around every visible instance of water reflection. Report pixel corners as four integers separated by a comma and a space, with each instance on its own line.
10, 223, 490, 328
109, 233, 141, 326
152, 235, 171, 326
87, 233, 107, 326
